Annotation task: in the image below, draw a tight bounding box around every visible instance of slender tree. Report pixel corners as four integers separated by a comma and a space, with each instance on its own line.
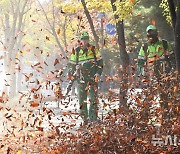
174, 1, 180, 73
167, 0, 180, 73
81, 0, 100, 48
110, 0, 129, 108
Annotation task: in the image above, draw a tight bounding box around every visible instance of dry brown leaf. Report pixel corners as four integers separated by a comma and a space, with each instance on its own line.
54, 59, 59, 66
30, 101, 39, 107
57, 28, 61, 35
46, 36, 50, 41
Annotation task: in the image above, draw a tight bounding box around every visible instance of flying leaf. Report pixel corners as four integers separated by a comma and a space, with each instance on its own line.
30, 101, 39, 107
26, 49, 31, 52
78, 15, 82, 20
81, 25, 85, 29
46, 36, 50, 41
174, 86, 178, 93
24, 74, 30, 82
137, 138, 143, 142
54, 59, 59, 66
44, 61, 48, 66
57, 28, 61, 35
106, 76, 112, 82
5, 114, 13, 119
34, 62, 41, 67
36, 126, 43, 131
135, 98, 141, 104
152, 19, 156, 25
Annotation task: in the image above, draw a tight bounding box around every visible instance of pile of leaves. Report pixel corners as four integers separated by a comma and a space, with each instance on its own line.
0, 73, 179, 154
1, 109, 178, 153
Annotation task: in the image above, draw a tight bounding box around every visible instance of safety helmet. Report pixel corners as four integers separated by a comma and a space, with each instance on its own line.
146, 25, 157, 32
80, 32, 89, 40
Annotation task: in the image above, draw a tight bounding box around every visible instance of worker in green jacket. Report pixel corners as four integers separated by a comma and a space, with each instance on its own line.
138, 25, 175, 78
67, 32, 103, 124
137, 25, 175, 119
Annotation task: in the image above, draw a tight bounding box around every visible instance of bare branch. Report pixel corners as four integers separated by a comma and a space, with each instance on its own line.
7, 0, 20, 52
46, 28, 54, 35
21, 0, 29, 14
23, 6, 31, 15
1, 18, 6, 31
4, 13, 10, 29
37, 0, 53, 30
37, 0, 67, 58
52, 0, 56, 28
68, 18, 76, 34
167, 0, 176, 31
76, 16, 82, 35
10, 0, 15, 14
63, 16, 68, 49
16, 0, 29, 34
81, 0, 99, 48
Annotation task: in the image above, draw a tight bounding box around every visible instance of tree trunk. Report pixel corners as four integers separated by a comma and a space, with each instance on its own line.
117, 21, 129, 107
63, 16, 68, 50
168, 0, 180, 73
167, 0, 176, 31
8, 51, 18, 98
175, 1, 180, 73
116, 20, 129, 68
100, 18, 104, 50
17, 66, 23, 92
81, 0, 100, 48
2, 0, 29, 98
110, 0, 129, 107
10, 68, 17, 98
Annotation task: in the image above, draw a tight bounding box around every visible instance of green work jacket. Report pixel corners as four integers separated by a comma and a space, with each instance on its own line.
68, 44, 103, 83
137, 40, 175, 76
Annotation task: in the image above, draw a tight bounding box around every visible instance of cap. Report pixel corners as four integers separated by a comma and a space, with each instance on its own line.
80, 32, 89, 40
146, 25, 157, 32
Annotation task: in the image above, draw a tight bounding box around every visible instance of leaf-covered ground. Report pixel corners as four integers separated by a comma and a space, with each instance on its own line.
0, 73, 179, 154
